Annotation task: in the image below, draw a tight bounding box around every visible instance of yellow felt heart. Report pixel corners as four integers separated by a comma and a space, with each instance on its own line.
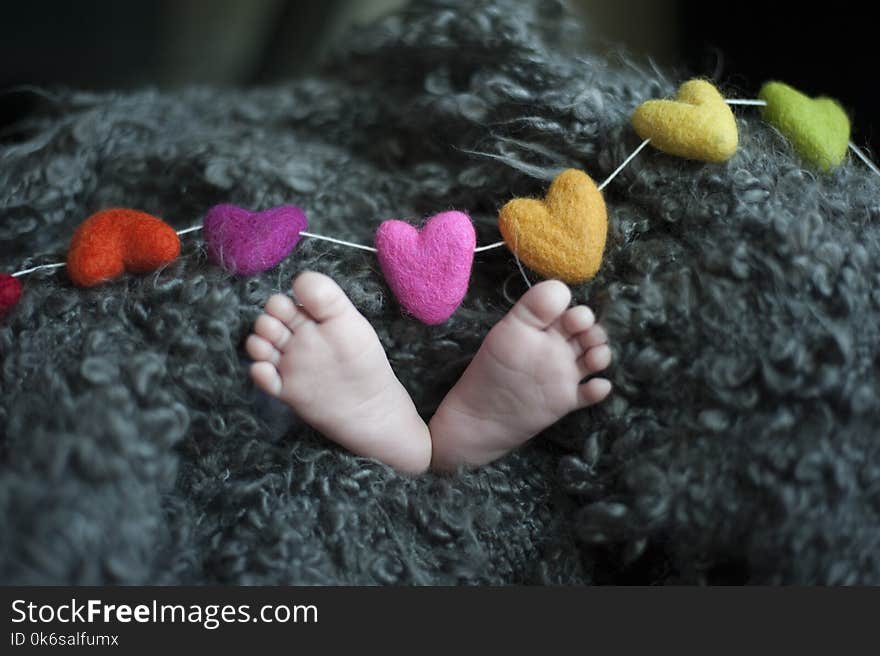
498, 169, 607, 284
631, 79, 738, 162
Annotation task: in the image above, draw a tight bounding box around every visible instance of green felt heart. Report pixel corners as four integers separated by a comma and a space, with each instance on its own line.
759, 81, 850, 172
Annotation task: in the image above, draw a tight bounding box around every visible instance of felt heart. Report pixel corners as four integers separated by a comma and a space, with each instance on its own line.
67, 208, 181, 287
498, 169, 606, 284
203, 204, 308, 276
375, 211, 476, 325
759, 81, 850, 171
631, 79, 738, 162
0, 273, 22, 315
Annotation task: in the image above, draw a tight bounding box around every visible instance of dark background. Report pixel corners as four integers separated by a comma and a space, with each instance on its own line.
1, 0, 877, 152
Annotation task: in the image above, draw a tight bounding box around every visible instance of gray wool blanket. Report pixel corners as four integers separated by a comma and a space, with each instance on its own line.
2, 0, 879, 585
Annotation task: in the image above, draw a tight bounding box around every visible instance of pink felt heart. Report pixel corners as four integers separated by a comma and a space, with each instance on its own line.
203, 204, 308, 276
375, 211, 476, 325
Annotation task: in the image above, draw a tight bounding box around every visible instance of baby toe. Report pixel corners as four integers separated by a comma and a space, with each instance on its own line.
250, 361, 283, 397
254, 314, 292, 350
265, 293, 298, 324
246, 334, 280, 366
579, 324, 608, 350
578, 378, 612, 408
560, 305, 595, 337
511, 279, 572, 329
583, 344, 612, 373
292, 271, 355, 323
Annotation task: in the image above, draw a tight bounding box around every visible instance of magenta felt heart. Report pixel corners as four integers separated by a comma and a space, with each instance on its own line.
203, 204, 308, 276
375, 211, 476, 325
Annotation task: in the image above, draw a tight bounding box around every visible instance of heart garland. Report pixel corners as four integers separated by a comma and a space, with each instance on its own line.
2, 78, 871, 323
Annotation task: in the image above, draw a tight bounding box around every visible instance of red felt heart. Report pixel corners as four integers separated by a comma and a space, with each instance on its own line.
67, 208, 181, 287
0, 273, 22, 315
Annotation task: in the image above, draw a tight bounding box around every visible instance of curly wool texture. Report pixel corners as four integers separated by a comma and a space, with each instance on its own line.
1, 0, 880, 585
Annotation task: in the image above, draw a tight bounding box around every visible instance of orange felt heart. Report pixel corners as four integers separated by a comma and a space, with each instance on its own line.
498, 169, 607, 284
67, 208, 181, 287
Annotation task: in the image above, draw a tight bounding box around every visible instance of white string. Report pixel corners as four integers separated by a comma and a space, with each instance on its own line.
597, 138, 651, 191
501, 272, 520, 306
299, 232, 514, 254
176, 225, 203, 236
11, 262, 66, 278
298, 231, 378, 253
511, 229, 532, 289
513, 251, 532, 289
726, 99, 767, 106
474, 240, 506, 252
848, 142, 880, 178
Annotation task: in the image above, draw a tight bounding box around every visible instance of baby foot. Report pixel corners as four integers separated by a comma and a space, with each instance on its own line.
428, 280, 611, 470
246, 271, 431, 474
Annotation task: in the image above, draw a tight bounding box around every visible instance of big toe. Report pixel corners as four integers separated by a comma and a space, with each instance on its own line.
511, 279, 572, 329
291, 271, 353, 322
